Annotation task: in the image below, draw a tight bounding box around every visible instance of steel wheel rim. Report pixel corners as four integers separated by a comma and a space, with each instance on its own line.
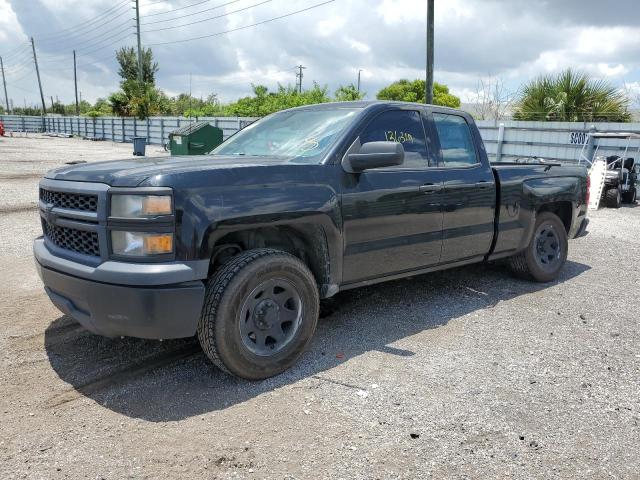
534, 224, 561, 270
238, 277, 303, 356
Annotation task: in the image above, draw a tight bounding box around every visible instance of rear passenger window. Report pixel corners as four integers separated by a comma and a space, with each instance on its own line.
432, 113, 479, 167
360, 110, 429, 169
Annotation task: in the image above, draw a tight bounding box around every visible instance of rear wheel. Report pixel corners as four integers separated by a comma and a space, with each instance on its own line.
509, 212, 568, 283
197, 249, 319, 380
622, 187, 636, 204
605, 188, 622, 208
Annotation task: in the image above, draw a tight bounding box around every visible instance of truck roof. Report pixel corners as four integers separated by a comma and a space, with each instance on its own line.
282, 100, 466, 115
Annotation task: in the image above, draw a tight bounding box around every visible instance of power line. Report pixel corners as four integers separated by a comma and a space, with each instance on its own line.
38, 35, 135, 71
2, 56, 34, 73
0, 53, 33, 73
143, 0, 273, 33
147, 0, 336, 46
37, 10, 132, 51
70, 23, 134, 54
140, 0, 169, 6
36, 21, 134, 62
142, 0, 240, 24
74, 33, 135, 57
143, 0, 211, 18
4, 81, 36, 94
35, 0, 130, 41
0, 43, 31, 63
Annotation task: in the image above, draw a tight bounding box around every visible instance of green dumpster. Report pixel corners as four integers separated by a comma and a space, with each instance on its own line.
169, 121, 224, 155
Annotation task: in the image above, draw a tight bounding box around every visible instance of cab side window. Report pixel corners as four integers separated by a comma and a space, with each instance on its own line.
360, 110, 429, 169
432, 113, 479, 167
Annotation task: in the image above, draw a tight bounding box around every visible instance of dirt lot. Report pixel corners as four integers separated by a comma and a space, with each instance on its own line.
0, 135, 638, 479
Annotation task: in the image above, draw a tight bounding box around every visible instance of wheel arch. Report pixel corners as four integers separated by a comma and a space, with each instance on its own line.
537, 201, 573, 234
204, 222, 338, 298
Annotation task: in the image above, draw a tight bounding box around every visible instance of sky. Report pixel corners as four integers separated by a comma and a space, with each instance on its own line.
1, 0, 639, 109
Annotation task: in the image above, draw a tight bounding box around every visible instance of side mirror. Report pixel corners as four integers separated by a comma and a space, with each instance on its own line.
342, 141, 404, 173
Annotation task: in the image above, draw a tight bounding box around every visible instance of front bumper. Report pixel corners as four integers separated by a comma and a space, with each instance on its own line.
34, 238, 206, 339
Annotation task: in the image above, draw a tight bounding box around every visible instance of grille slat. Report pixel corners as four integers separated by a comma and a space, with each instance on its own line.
40, 188, 98, 212
43, 220, 100, 257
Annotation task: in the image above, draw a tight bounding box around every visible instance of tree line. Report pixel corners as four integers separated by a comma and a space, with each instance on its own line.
0, 47, 633, 123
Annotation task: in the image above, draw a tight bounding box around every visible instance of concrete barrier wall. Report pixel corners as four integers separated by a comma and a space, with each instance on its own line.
2, 114, 639, 165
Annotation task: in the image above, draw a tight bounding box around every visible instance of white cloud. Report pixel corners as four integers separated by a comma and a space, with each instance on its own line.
348, 38, 370, 54
1, 0, 639, 106
316, 15, 345, 37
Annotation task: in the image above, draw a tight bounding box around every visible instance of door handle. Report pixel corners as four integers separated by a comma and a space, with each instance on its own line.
419, 184, 443, 194
475, 181, 491, 189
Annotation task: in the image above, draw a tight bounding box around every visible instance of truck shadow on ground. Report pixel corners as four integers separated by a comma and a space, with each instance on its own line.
44, 260, 590, 422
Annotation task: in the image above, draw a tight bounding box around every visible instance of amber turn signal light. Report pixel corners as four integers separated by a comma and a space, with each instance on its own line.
143, 233, 173, 255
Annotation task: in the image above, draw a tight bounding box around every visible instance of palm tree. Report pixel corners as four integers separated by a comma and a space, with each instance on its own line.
513, 69, 631, 122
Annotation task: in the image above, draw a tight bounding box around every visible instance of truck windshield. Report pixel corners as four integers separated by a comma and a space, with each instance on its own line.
211, 108, 360, 163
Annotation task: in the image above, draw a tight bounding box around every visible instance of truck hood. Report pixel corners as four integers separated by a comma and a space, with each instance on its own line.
44, 155, 296, 187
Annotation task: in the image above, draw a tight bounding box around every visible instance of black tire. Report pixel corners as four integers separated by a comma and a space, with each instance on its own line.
197, 249, 319, 380
509, 212, 568, 283
604, 188, 622, 208
622, 187, 636, 204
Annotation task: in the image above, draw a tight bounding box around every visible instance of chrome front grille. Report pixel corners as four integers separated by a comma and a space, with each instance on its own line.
42, 220, 100, 257
39, 188, 98, 212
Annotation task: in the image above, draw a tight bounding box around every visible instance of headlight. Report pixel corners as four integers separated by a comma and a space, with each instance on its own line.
111, 231, 174, 256
111, 195, 172, 218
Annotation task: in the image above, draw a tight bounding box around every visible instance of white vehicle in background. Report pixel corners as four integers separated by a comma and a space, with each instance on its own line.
578, 132, 640, 209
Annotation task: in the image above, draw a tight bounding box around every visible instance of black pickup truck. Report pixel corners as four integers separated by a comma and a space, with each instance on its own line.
34, 102, 588, 379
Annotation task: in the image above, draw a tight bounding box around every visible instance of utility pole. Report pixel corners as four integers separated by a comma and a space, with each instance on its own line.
0, 56, 9, 113
134, 0, 143, 84
295, 65, 306, 94
31, 37, 47, 127
50, 96, 54, 110
73, 50, 79, 115
425, 0, 434, 104
357, 69, 363, 94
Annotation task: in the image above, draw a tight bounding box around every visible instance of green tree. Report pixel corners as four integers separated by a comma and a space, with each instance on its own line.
376, 79, 461, 107
109, 47, 162, 119
224, 83, 332, 117
50, 101, 66, 115
12, 106, 42, 115
115, 46, 158, 84
513, 69, 631, 122
84, 97, 114, 117
334, 83, 365, 101
107, 90, 131, 117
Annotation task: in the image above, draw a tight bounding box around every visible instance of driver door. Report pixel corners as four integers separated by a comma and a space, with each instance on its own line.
340, 109, 445, 284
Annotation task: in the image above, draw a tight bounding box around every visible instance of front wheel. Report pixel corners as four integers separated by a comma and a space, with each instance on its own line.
605, 188, 622, 208
509, 212, 568, 283
198, 249, 319, 380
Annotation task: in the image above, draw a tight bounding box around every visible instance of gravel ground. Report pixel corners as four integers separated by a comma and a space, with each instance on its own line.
0, 135, 638, 479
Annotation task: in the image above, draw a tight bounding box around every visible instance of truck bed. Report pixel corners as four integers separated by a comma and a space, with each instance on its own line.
489, 163, 588, 260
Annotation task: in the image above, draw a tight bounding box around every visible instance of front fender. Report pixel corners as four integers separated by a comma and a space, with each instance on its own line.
175, 178, 343, 293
